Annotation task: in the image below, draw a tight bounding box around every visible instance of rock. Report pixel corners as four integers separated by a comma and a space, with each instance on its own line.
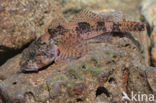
150, 30, 156, 66
138, 30, 151, 66
0, 32, 153, 102
146, 67, 156, 95
141, 0, 156, 30
0, 0, 64, 65
0, 54, 21, 80
141, 0, 156, 66
0, 1, 154, 102
56, 0, 142, 19
0, 0, 64, 48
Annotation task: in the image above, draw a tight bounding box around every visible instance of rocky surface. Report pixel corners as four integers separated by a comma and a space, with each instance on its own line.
141, 0, 156, 31
0, 0, 155, 103
0, 32, 154, 103
141, 0, 156, 66
0, 0, 64, 65
56, 0, 142, 19
146, 67, 156, 96
0, 0, 64, 48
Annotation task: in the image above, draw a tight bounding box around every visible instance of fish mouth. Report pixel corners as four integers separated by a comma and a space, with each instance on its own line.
20, 57, 55, 72
20, 66, 39, 73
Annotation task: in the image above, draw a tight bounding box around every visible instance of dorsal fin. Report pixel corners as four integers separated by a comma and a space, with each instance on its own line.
70, 9, 105, 23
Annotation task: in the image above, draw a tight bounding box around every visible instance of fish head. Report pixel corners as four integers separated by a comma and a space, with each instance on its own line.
20, 34, 58, 72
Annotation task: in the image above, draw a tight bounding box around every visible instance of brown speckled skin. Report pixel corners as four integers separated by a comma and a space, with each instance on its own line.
20, 33, 58, 72
20, 10, 145, 72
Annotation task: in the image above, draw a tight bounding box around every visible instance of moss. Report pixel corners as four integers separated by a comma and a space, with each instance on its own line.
89, 68, 104, 77
67, 67, 84, 80
67, 63, 82, 69
35, 83, 49, 102
49, 74, 69, 83
82, 66, 104, 77
106, 51, 114, 58
90, 58, 101, 67
65, 52, 110, 80
80, 61, 105, 77
24, 92, 35, 103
